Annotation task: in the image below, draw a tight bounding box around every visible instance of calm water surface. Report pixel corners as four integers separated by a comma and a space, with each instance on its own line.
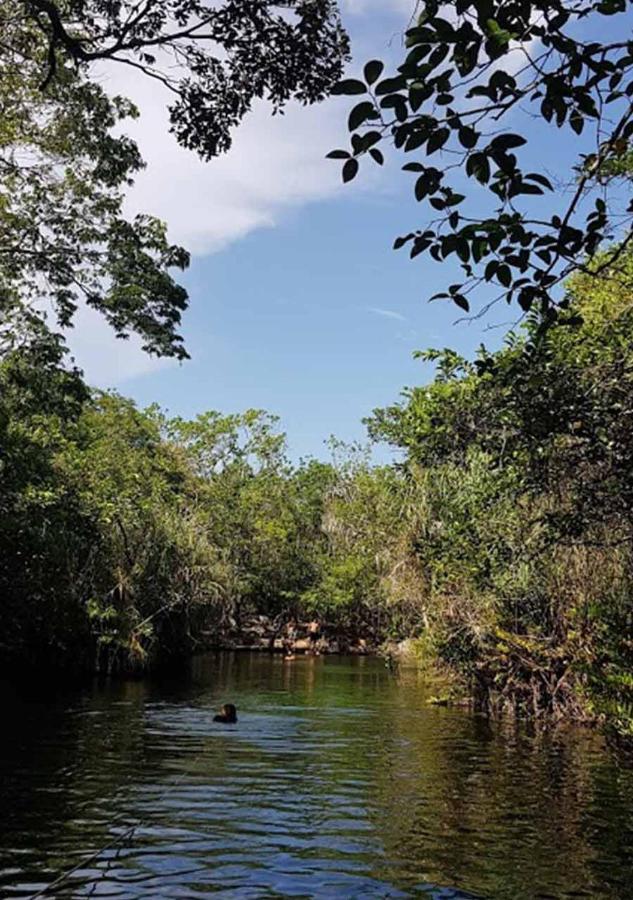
1, 653, 632, 898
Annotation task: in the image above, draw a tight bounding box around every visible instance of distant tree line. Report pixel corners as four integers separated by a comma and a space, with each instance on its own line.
1, 1, 633, 746
2, 251, 633, 743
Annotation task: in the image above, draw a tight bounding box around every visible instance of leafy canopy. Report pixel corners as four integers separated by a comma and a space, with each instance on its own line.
22, 0, 350, 159
2, 1, 349, 360
329, 0, 633, 321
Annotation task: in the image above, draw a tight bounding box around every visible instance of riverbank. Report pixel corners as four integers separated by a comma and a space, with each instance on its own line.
213, 614, 380, 656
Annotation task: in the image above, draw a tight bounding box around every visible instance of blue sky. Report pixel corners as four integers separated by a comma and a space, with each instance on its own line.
67, 0, 627, 462
127, 190, 498, 462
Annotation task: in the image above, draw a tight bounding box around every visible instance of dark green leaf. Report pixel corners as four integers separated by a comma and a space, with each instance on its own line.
394, 233, 414, 249
348, 101, 376, 131
342, 158, 359, 183
490, 133, 527, 151
364, 60, 384, 85
458, 127, 479, 149
331, 79, 367, 96
427, 128, 450, 155
375, 76, 407, 96
484, 260, 499, 281
497, 264, 512, 287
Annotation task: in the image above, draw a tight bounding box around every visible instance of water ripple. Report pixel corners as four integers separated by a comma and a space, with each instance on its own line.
1, 654, 632, 898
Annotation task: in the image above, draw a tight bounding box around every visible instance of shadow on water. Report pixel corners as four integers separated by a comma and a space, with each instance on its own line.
0, 653, 632, 898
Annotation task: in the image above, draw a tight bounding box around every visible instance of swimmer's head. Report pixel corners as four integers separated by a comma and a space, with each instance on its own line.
220, 703, 237, 723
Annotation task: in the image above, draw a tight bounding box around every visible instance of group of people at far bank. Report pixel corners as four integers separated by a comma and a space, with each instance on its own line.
282, 619, 323, 660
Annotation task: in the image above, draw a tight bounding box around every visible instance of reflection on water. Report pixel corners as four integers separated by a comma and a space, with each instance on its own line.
1, 653, 632, 898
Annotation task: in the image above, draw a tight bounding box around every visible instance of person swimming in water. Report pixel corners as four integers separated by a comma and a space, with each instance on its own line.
213, 703, 237, 724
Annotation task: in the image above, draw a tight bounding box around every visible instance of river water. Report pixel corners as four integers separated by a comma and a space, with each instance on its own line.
1, 653, 632, 898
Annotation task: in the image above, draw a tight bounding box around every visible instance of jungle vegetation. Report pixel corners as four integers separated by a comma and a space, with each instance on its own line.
0, 0, 632, 744
330, 0, 633, 322
2, 252, 633, 742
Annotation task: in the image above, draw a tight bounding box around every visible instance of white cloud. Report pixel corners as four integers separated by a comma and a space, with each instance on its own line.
66, 5, 409, 387
107, 0, 416, 256
64, 79, 364, 386
65, 65, 356, 386
368, 307, 407, 322
115, 71, 354, 256
64, 301, 176, 387
342, 0, 418, 16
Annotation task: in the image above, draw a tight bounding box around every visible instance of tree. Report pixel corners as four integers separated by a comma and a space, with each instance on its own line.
0, 334, 93, 670
168, 410, 317, 620
329, 0, 633, 322
0, 4, 190, 359
1, 1, 349, 361
20, 0, 350, 159
366, 250, 633, 728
